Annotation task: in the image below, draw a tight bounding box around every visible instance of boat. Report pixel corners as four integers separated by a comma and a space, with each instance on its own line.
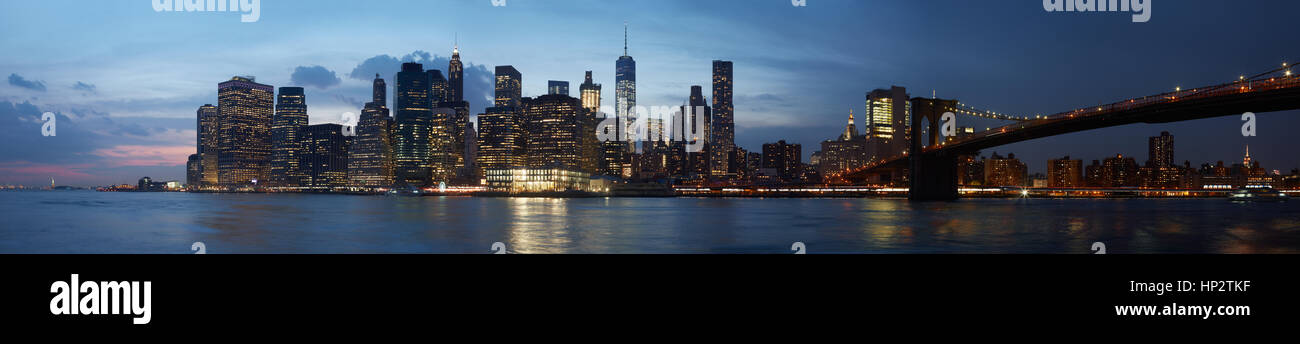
1229, 187, 1289, 202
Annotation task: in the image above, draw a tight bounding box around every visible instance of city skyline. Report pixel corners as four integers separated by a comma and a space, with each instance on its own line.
3, 0, 1300, 186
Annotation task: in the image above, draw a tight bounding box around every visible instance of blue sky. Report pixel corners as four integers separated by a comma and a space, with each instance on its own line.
2, 0, 1299, 186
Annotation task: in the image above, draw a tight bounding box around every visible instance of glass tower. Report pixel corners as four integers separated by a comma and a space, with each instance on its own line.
216, 76, 275, 187
270, 86, 307, 187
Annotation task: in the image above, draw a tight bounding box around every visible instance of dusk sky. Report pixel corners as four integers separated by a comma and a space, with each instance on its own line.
2, 0, 1298, 186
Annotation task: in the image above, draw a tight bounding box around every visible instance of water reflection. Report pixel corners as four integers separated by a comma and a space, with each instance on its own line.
2, 192, 1299, 254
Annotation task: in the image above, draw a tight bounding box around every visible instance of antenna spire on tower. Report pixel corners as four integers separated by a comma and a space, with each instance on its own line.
623, 21, 629, 56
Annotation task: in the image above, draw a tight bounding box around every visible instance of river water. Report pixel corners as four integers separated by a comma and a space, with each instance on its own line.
2, 191, 1298, 254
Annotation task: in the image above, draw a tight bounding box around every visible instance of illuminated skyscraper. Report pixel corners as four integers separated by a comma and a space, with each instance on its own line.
269, 86, 307, 187
448, 44, 464, 103
1148, 131, 1174, 168
984, 152, 1027, 187
710, 60, 734, 177
579, 71, 601, 113
479, 66, 526, 173
216, 76, 275, 187
494, 66, 522, 108
616, 23, 637, 152
348, 74, 395, 187
428, 70, 448, 105
762, 140, 801, 182
301, 124, 350, 189
525, 94, 583, 170
866, 86, 910, 159
394, 63, 433, 187
681, 85, 711, 177
196, 104, 219, 186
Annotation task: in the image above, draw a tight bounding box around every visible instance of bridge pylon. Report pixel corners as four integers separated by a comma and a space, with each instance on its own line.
909, 98, 961, 201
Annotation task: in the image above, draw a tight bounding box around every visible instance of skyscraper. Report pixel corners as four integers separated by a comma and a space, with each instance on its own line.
494, 66, 522, 108
579, 71, 601, 113
428, 70, 448, 105
301, 124, 350, 189
269, 87, 307, 187
762, 140, 801, 182
349, 74, 395, 188
372, 74, 387, 107
525, 94, 583, 170
683, 85, 712, 177
710, 60, 734, 177
616, 23, 637, 153
394, 62, 433, 187
866, 86, 910, 159
186, 154, 202, 187
1148, 131, 1174, 168
448, 44, 464, 103
479, 66, 526, 173
548, 80, 570, 96
196, 104, 219, 186
216, 76, 275, 187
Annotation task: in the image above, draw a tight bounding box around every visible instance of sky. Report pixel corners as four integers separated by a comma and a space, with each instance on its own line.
2, 0, 1299, 186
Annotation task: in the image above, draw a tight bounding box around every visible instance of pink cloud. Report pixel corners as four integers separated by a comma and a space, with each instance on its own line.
90, 145, 194, 167
0, 161, 95, 179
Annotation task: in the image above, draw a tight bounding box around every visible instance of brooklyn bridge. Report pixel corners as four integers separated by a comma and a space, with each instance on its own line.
831, 64, 1300, 200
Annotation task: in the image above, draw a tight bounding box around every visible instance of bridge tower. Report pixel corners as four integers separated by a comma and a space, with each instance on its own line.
909, 98, 960, 201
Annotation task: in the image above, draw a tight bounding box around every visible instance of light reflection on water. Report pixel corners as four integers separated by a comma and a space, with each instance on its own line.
2, 192, 1298, 254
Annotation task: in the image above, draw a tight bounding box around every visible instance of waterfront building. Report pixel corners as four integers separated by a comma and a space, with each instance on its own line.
817, 109, 869, 177
216, 76, 275, 187
484, 168, 593, 193
1047, 156, 1083, 187
300, 124, 350, 189
866, 86, 910, 160
186, 154, 202, 187
710, 60, 735, 177
348, 74, 395, 188
393, 62, 433, 187
196, 104, 219, 186
269, 86, 307, 187
761, 140, 802, 182
524, 94, 584, 171
984, 152, 1027, 187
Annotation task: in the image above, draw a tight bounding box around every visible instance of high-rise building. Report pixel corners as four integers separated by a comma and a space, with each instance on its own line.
428, 70, 448, 105
710, 60, 734, 177
372, 74, 387, 107
448, 44, 464, 103
216, 76, 275, 187
196, 104, 219, 186
1148, 131, 1174, 168
300, 124, 350, 189
866, 86, 910, 159
984, 152, 1027, 187
494, 66, 522, 108
817, 109, 869, 177
1102, 154, 1140, 187
269, 87, 307, 187
762, 140, 801, 182
393, 63, 433, 187
1048, 156, 1083, 187
186, 154, 202, 187
348, 74, 395, 188
579, 71, 601, 113
616, 23, 637, 153
682, 85, 712, 177
479, 66, 526, 173
548, 80, 570, 96
524, 94, 583, 170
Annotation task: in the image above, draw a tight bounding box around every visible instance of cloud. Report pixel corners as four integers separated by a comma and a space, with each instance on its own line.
72, 81, 97, 94
90, 145, 194, 168
290, 65, 342, 89
8, 74, 47, 92
348, 51, 495, 115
